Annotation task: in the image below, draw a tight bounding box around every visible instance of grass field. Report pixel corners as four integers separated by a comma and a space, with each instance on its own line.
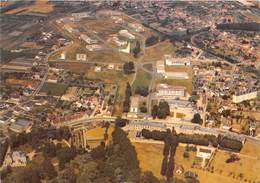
133, 141, 260, 183
132, 68, 152, 92
40, 82, 68, 96
133, 142, 164, 178
144, 40, 179, 62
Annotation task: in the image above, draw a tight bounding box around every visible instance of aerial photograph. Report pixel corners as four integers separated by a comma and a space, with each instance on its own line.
0, 0, 259, 183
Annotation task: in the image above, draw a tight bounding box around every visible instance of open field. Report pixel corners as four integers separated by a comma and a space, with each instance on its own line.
144, 40, 179, 62
5, 0, 54, 14
86, 126, 114, 141
40, 82, 68, 96
133, 142, 164, 178
5, 79, 39, 88
133, 141, 260, 183
132, 69, 152, 91
50, 62, 91, 73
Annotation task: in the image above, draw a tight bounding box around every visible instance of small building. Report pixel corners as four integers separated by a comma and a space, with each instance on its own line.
76, 53, 87, 61
156, 60, 165, 74
127, 96, 140, 118
108, 64, 115, 70
196, 146, 215, 159
119, 30, 135, 40
9, 118, 33, 133
60, 52, 66, 60
175, 164, 184, 175
94, 66, 101, 72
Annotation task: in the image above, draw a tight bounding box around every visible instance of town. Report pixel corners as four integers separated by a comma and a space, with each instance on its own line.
0, 1, 260, 183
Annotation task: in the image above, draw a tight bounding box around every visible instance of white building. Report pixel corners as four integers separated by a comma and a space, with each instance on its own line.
127, 96, 140, 118
119, 42, 131, 54
156, 84, 186, 98
80, 34, 98, 44
196, 146, 215, 159
156, 60, 165, 74
232, 89, 258, 103
94, 66, 101, 72
119, 30, 135, 40
164, 55, 191, 66
60, 52, 66, 60
76, 53, 87, 61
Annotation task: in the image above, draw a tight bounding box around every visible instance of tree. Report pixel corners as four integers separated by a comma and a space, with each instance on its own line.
42, 142, 56, 158
157, 101, 170, 119
57, 147, 77, 170
123, 82, 132, 112
135, 86, 149, 97
40, 158, 57, 180
151, 105, 158, 119
133, 41, 141, 58
140, 171, 160, 183
123, 62, 135, 74
115, 117, 128, 127
191, 113, 202, 125
140, 106, 147, 113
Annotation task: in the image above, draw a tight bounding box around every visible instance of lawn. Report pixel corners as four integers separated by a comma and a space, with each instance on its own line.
40, 82, 68, 96
132, 68, 152, 91
143, 63, 153, 72
144, 40, 180, 62
133, 142, 164, 178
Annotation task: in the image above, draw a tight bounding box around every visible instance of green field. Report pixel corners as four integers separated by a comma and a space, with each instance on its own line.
40, 82, 68, 96
132, 68, 152, 91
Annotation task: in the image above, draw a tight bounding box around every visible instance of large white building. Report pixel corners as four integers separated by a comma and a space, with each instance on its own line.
156, 84, 186, 98
80, 34, 98, 44
164, 55, 191, 66
232, 89, 258, 103
119, 30, 135, 40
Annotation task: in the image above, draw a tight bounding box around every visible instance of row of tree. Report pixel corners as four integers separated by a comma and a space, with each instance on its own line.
123, 82, 132, 112
123, 62, 135, 75
151, 101, 170, 119
142, 129, 243, 152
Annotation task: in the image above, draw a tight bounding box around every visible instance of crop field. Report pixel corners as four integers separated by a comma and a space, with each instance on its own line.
5, 0, 54, 14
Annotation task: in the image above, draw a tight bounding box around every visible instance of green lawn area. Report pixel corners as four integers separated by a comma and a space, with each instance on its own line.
132, 68, 152, 91
143, 63, 153, 72
40, 82, 68, 96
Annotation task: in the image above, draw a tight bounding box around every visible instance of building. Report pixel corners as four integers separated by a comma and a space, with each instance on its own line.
156, 60, 165, 74
196, 146, 215, 159
156, 84, 186, 98
119, 42, 131, 54
76, 53, 87, 61
123, 120, 167, 131
232, 89, 258, 103
164, 72, 189, 79
175, 164, 184, 175
60, 52, 66, 60
119, 30, 135, 40
4, 151, 27, 167
127, 96, 140, 118
9, 118, 33, 133
80, 34, 98, 44
94, 66, 101, 72
164, 55, 191, 66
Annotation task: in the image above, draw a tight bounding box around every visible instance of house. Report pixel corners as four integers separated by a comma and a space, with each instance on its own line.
156, 60, 165, 74
156, 84, 186, 98
175, 164, 184, 175
196, 146, 215, 159
60, 52, 66, 60
108, 64, 115, 70
9, 118, 33, 133
119, 30, 135, 40
119, 42, 131, 54
76, 53, 87, 61
4, 151, 27, 167
94, 66, 101, 72
127, 96, 140, 118
128, 23, 144, 32
184, 171, 198, 179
